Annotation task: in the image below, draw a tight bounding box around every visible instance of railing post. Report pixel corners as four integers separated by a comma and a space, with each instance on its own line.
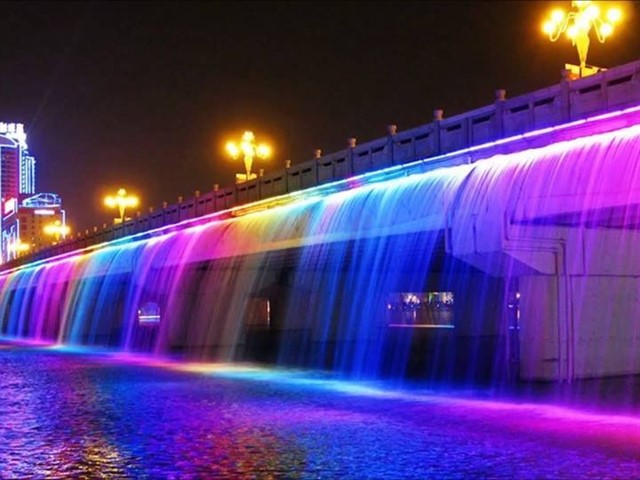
560, 68, 572, 122
387, 124, 397, 165
494, 89, 506, 141
285, 160, 291, 193
162, 201, 168, 226
314, 149, 322, 188
213, 184, 219, 212
194, 190, 200, 217
258, 168, 264, 200
347, 137, 356, 176
433, 109, 444, 157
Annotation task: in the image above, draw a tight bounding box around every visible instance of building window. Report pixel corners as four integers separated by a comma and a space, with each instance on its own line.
244, 297, 271, 328
137, 301, 161, 326
386, 292, 454, 329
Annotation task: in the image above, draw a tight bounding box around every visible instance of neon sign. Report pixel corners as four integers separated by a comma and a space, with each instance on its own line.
3, 198, 17, 216
0, 122, 27, 147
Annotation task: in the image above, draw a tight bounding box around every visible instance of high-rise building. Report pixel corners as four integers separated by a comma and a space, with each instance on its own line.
20, 154, 36, 196
0, 122, 64, 263
0, 122, 33, 197
0, 130, 21, 263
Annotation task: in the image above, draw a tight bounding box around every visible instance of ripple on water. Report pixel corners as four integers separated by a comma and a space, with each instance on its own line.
0, 346, 639, 479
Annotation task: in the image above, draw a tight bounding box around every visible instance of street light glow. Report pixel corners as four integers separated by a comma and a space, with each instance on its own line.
43, 220, 71, 239
551, 9, 566, 24
542, 1, 624, 76
104, 188, 140, 223
225, 131, 272, 181
607, 7, 622, 23
225, 141, 240, 158
8, 240, 30, 254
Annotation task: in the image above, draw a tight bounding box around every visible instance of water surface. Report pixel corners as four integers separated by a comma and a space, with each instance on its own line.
1, 343, 639, 479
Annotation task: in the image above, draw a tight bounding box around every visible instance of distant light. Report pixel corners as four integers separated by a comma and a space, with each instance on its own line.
256, 144, 272, 159
584, 4, 600, 21
43, 221, 71, 237
34, 209, 56, 215
600, 22, 613, 38
225, 131, 272, 180
104, 188, 140, 223
607, 7, 622, 23
551, 9, 565, 24
4, 198, 17, 216
8, 240, 30, 253
226, 141, 240, 158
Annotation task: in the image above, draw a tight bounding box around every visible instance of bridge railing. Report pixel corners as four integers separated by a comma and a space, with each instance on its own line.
7, 59, 640, 270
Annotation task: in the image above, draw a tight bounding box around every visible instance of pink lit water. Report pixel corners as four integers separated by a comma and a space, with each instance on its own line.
0, 343, 639, 479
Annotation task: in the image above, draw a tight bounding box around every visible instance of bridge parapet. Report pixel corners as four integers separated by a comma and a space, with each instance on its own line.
6, 59, 640, 270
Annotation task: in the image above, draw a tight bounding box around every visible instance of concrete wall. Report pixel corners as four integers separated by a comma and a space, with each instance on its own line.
572, 276, 640, 378
454, 223, 640, 382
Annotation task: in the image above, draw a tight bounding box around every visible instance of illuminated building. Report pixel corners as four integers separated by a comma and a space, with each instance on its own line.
0, 122, 35, 196
18, 193, 67, 251
0, 129, 21, 262
0, 123, 63, 262
20, 154, 36, 196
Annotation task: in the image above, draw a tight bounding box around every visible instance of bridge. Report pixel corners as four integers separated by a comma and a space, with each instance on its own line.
1, 59, 640, 384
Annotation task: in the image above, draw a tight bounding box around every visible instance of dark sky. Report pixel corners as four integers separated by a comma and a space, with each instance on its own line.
1, 1, 639, 230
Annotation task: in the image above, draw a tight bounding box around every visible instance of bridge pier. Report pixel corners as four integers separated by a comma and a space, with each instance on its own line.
450, 218, 640, 382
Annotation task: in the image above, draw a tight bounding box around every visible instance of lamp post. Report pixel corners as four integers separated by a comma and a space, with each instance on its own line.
225, 131, 272, 183
543, 1, 623, 78
104, 188, 139, 224
43, 220, 71, 244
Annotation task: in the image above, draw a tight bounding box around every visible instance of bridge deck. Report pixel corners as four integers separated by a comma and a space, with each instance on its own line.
5, 59, 640, 270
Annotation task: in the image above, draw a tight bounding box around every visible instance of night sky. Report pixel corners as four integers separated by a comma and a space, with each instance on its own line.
1, 1, 639, 230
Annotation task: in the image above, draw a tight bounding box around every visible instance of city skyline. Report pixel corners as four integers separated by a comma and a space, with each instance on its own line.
1, 1, 640, 230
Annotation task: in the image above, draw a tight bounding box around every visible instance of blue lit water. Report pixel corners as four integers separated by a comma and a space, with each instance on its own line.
1, 343, 639, 479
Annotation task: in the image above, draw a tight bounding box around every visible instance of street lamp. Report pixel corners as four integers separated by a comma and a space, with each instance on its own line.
225, 131, 272, 183
43, 220, 71, 244
8, 239, 30, 257
104, 188, 139, 224
542, 1, 624, 78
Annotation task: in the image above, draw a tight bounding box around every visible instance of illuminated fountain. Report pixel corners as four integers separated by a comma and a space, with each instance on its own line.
0, 108, 640, 394
1, 104, 640, 395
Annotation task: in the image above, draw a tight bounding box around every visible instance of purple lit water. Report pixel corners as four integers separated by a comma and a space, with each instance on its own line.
1, 343, 639, 478
2, 121, 640, 385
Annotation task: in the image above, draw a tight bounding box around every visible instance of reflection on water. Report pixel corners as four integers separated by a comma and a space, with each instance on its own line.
1, 343, 639, 479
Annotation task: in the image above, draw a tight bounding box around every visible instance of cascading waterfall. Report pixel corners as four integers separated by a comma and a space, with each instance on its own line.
1, 121, 640, 390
